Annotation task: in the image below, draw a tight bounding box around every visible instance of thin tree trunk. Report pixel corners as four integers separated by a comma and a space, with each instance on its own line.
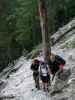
38, 0, 51, 62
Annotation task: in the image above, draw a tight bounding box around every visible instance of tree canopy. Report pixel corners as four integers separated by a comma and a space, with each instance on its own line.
0, 0, 75, 70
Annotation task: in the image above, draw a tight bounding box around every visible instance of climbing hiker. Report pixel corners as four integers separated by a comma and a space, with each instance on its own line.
30, 59, 40, 90
39, 61, 50, 92
48, 53, 66, 81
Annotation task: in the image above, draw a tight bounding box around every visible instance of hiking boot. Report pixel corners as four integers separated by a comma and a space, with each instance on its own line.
43, 87, 46, 92
35, 85, 40, 90
47, 88, 49, 92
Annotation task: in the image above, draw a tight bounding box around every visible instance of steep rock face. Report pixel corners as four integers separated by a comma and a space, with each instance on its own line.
49, 50, 75, 100
0, 48, 75, 100
0, 26, 75, 100
49, 71, 74, 100
51, 68, 71, 92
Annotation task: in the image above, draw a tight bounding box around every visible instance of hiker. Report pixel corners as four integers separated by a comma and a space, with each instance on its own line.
30, 59, 40, 90
39, 61, 50, 92
48, 53, 66, 81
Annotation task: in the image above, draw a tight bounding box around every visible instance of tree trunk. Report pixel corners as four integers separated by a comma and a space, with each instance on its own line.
38, 0, 51, 62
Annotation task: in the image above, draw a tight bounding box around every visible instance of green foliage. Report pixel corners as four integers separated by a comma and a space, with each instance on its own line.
0, 0, 22, 70
61, 37, 75, 49
46, 0, 75, 32
0, 0, 42, 70
0, 0, 75, 70
15, 0, 42, 51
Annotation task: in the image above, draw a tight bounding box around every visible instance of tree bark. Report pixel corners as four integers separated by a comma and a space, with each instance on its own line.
38, 0, 51, 62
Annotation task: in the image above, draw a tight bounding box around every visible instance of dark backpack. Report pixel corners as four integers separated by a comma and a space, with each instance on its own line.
55, 55, 66, 65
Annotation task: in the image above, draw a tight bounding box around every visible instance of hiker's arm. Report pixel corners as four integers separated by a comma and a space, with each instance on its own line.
59, 64, 65, 71
48, 65, 52, 75
31, 64, 34, 70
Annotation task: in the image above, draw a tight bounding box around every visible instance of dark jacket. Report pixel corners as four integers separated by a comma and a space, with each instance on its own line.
31, 63, 39, 72
48, 55, 66, 75
31, 59, 40, 76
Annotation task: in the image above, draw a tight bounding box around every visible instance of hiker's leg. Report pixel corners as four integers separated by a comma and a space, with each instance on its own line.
55, 69, 63, 79
48, 74, 51, 86
43, 76, 49, 91
52, 74, 55, 81
46, 76, 50, 91
33, 73, 37, 88
43, 82, 49, 92
44, 83, 48, 91
41, 76, 45, 91
43, 82, 45, 91
36, 75, 40, 89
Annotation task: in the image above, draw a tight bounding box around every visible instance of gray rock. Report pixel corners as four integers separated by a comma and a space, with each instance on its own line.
51, 69, 71, 92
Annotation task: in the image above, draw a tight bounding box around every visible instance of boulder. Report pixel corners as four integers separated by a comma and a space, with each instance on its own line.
51, 69, 71, 92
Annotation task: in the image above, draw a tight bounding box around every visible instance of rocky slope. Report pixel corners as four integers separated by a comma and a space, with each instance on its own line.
0, 24, 75, 100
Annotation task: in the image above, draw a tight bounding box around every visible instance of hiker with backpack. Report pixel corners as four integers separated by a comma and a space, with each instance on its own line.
39, 61, 50, 92
48, 53, 66, 81
30, 59, 40, 90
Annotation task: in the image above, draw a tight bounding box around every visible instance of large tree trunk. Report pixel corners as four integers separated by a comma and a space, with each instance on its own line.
38, 0, 51, 62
